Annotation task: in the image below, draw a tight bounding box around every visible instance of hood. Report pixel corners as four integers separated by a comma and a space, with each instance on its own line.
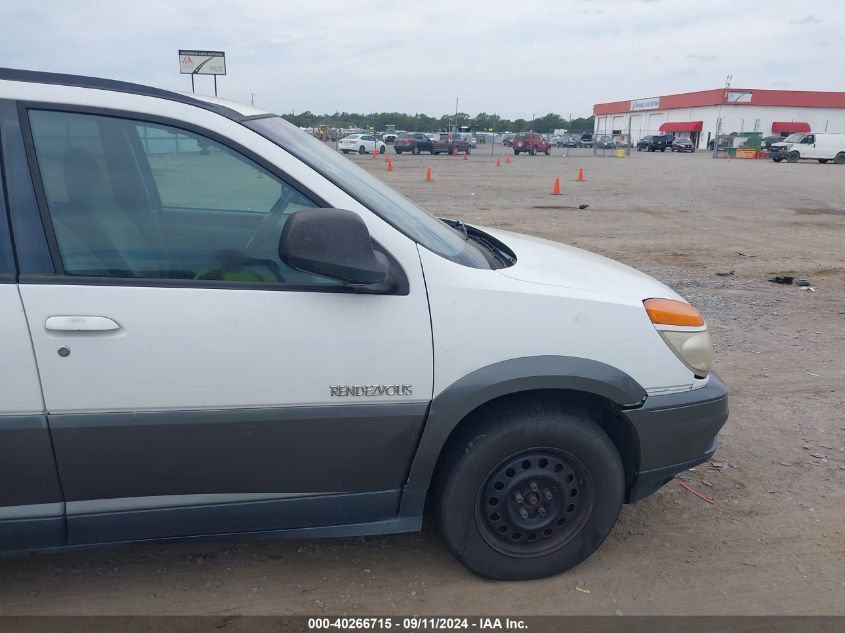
483, 227, 682, 303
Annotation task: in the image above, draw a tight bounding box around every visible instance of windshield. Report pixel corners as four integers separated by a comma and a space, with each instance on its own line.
782, 134, 804, 143
246, 116, 492, 269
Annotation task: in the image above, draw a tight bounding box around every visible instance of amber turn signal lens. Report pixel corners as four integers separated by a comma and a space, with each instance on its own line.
643, 298, 705, 327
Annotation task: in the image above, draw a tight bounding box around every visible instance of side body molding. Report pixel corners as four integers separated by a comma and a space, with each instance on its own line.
400, 356, 647, 515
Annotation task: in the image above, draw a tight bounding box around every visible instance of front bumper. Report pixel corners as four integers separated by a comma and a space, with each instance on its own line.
622, 372, 729, 502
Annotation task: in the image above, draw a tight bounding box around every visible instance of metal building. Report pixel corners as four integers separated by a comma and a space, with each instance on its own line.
593, 89, 845, 149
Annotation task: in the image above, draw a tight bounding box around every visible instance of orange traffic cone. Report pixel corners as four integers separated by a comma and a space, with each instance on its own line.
464, 151, 469, 160
505, 155, 511, 164
425, 167, 432, 182
387, 159, 393, 172
577, 168, 585, 182
551, 177, 561, 195
496, 157, 501, 167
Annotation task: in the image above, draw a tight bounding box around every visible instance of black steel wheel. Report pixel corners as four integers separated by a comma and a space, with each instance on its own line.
476, 449, 593, 557
435, 401, 623, 580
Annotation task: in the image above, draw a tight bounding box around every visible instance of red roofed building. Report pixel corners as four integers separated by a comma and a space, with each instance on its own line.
593, 88, 845, 150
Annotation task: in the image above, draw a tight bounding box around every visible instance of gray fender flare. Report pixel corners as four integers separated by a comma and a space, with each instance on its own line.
399, 356, 646, 515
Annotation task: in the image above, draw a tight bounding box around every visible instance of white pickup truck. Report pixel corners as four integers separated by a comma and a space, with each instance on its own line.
770, 132, 845, 164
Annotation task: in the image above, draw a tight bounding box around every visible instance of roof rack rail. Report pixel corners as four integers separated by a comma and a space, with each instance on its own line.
0, 67, 245, 121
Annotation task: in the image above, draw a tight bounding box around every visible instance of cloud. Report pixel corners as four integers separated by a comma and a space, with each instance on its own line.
0, 0, 843, 118
790, 14, 821, 24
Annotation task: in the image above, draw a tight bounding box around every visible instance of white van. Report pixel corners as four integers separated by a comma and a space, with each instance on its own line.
770, 132, 845, 164
0, 68, 727, 580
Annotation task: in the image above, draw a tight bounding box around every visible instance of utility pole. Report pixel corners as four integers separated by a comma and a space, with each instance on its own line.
713, 73, 732, 158
250, 93, 255, 106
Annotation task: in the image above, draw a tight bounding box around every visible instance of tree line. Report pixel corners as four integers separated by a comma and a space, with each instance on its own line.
280, 111, 595, 134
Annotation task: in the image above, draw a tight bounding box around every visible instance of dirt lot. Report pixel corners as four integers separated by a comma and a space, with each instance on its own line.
2, 147, 843, 616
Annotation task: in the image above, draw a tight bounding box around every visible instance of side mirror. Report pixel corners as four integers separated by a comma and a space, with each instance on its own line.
279, 208, 390, 286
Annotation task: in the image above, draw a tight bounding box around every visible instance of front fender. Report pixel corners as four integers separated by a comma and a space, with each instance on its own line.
399, 356, 646, 515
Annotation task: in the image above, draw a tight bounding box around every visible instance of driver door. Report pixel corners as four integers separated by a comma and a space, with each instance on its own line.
18, 107, 432, 543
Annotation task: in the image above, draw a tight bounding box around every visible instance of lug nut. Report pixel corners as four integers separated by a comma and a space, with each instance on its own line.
529, 482, 539, 492
538, 507, 547, 517
514, 493, 524, 504
544, 490, 553, 501
519, 508, 529, 519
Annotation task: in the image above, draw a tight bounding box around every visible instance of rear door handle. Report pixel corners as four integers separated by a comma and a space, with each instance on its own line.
45, 316, 121, 332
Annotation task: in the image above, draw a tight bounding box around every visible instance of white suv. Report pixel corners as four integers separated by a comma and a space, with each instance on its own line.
0, 68, 727, 580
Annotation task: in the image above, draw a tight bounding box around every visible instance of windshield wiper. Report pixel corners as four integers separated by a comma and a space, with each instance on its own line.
454, 220, 469, 240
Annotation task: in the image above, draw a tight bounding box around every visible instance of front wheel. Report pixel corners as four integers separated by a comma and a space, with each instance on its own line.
835, 152, 845, 165
435, 402, 623, 580
379, 145, 386, 154
772, 157, 783, 163
513, 150, 519, 155
786, 151, 800, 163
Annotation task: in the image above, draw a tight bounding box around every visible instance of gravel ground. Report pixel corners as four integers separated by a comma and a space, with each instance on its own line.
2, 146, 843, 617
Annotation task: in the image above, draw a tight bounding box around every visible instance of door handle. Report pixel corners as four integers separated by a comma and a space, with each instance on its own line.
45, 316, 121, 332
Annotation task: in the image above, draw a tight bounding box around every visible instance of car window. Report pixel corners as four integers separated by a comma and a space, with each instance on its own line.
248, 116, 493, 269
28, 109, 338, 286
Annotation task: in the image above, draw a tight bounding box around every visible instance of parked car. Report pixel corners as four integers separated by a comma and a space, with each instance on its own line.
0, 67, 728, 581
431, 132, 472, 155
559, 135, 580, 148
338, 133, 386, 155
760, 135, 783, 150
382, 132, 398, 144
578, 133, 593, 148
502, 133, 515, 147
671, 137, 695, 153
394, 132, 434, 154
636, 135, 672, 152
512, 132, 552, 155
595, 135, 614, 150
770, 132, 845, 164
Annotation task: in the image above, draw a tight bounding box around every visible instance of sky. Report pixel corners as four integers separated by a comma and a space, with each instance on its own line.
1, 0, 843, 119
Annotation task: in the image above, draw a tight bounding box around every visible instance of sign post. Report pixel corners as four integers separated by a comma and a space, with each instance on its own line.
178, 50, 226, 96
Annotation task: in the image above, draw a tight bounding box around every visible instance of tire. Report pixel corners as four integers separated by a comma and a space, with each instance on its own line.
834, 152, 845, 165
379, 145, 386, 154
358, 146, 366, 155
341, 150, 350, 154
787, 151, 800, 163
772, 157, 783, 163
513, 150, 519, 155
818, 159, 828, 164
435, 401, 624, 580
660, 148, 666, 152
394, 149, 402, 155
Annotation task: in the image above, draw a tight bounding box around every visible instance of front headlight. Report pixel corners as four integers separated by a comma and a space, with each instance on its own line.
643, 298, 713, 378
659, 329, 713, 376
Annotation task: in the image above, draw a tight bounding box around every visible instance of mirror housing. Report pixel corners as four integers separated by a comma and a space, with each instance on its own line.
279, 208, 389, 286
